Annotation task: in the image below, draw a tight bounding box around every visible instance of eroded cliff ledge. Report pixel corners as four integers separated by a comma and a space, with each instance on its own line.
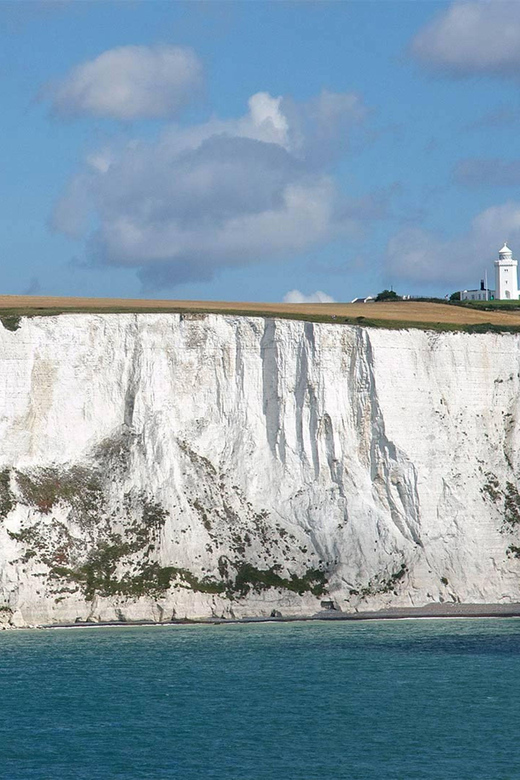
0, 313, 519, 626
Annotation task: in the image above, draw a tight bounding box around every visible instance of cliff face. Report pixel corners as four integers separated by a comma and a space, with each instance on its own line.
0, 313, 519, 626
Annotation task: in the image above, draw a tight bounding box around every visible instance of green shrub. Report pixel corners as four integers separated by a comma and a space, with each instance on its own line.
0, 315, 21, 332
231, 563, 327, 598
375, 290, 401, 302
504, 482, 520, 527
15, 466, 104, 519
0, 469, 14, 520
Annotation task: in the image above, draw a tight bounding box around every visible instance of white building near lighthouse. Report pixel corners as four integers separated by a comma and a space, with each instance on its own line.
460, 278, 494, 301
494, 242, 519, 300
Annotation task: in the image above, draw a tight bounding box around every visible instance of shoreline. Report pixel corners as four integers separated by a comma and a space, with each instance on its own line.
31, 602, 520, 630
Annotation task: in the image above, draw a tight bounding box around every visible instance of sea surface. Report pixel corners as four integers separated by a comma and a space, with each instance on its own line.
1, 618, 520, 780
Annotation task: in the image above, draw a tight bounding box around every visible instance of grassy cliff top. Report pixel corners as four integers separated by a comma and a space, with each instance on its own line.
2, 294, 520, 333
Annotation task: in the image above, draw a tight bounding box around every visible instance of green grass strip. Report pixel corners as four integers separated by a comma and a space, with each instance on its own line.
2, 304, 520, 334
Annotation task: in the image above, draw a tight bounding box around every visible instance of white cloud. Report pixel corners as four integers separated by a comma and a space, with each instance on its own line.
283, 290, 335, 303
44, 44, 203, 120
411, 1, 520, 77
242, 93, 290, 147
386, 201, 520, 286
138, 88, 367, 162
51, 88, 376, 289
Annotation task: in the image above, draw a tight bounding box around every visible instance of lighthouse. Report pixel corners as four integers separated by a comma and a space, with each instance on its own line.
495, 242, 519, 300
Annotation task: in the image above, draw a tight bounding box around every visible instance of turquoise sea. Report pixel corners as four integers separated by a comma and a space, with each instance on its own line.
1, 618, 520, 779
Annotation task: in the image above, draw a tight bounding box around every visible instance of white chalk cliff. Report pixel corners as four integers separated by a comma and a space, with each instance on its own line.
0, 313, 519, 626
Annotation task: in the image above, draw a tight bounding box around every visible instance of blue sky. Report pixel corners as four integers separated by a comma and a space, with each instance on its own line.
3, 0, 520, 303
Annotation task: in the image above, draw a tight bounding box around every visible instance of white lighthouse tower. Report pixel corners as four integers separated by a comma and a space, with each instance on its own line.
495, 242, 519, 300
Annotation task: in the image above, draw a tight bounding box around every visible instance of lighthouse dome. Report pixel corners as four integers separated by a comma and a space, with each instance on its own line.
499, 242, 513, 258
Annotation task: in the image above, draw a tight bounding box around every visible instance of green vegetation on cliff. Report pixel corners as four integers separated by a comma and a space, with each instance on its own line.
1, 434, 329, 604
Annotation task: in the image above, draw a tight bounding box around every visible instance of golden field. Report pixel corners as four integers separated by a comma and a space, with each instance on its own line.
1, 295, 520, 329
